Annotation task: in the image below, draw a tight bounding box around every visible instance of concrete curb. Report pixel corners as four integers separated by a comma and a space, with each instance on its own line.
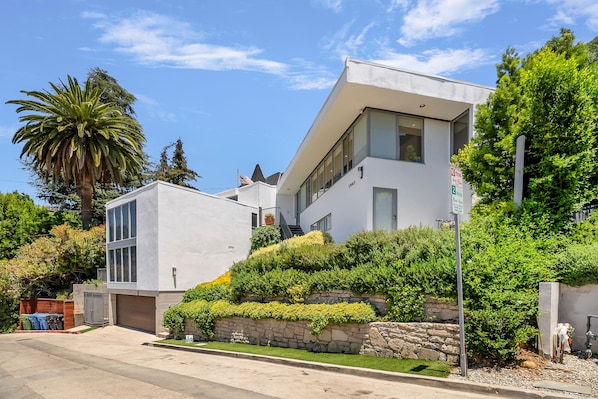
145, 342, 573, 399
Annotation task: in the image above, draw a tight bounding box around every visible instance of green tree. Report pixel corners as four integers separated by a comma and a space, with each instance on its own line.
454, 30, 598, 231
153, 138, 200, 188
517, 49, 597, 229
8, 76, 146, 229
24, 69, 150, 226
87, 67, 137, 117
0, 192, 52, 259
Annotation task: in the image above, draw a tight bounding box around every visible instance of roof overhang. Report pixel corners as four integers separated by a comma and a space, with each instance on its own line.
277, 58, 494, 194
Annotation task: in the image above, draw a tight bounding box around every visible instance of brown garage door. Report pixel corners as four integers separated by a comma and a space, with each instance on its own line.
116, 295, 155, 333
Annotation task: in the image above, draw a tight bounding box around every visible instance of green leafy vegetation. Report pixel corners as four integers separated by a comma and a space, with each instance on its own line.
157, 340, 451, 378
162, 300, 377, 337
453, 29, 598, 233
250, 225, 282, 252
0, 224, 105, 332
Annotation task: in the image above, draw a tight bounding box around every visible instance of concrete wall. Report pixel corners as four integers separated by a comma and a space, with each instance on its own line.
559, 284, 598, 352
538, 283, 598, 357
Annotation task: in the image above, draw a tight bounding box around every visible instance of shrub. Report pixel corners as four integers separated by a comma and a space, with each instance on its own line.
163, 299, 377, 337
385, 285, 425, 322
250, 225, 281, 252
249, 230, 333, 258
554, 243, 598, 286
183, 283, 231, 303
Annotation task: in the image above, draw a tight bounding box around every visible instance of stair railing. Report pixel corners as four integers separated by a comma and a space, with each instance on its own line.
279, 213, 293, 240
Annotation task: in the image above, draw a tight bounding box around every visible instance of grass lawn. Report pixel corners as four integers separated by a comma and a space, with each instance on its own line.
156, 339, 451, 378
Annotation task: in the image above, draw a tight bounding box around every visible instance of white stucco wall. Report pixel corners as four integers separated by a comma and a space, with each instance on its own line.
558, 284, 598, 352
156, 183, 255, 291
216, 182, 277, 225
288, 116, 473, 243
107, 181, 257, 294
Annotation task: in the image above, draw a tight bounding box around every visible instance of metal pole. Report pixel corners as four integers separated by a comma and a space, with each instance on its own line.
454, 212, 467, 376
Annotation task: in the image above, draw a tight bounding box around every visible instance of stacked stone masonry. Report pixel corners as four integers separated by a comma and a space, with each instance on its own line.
183, 318, 460, 364
242, 291, 457, 320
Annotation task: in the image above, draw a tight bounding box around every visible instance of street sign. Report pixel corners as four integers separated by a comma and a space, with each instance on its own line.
450, 166, 463, 214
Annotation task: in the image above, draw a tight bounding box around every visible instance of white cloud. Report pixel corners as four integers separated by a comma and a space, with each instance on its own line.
397, 0, 500, 46
135, 93, 177, 122
323, 20, 377, 61
85, 10, 288, 75
545, 0, 598, 30
286, 60, 337, 90
313, 0, 343, 12
0, 125, 16, 139
372, 47, 492, 75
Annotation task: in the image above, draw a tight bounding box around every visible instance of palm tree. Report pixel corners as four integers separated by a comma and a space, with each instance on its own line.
8, 76, 146, 229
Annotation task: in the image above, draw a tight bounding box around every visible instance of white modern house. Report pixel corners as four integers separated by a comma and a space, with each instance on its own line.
104, 58, 494, 334
105, 181, 258, 333
275, 59, 494, 242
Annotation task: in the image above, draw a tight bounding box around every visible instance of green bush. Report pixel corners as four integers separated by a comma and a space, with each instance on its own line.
250, 226, 281, 251
554, 243, 598, 286
163, 299, 377, 337
385, 285, 425, 322
183, 283, 232, 303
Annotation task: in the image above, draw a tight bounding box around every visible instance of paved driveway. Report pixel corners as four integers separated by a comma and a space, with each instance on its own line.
0, 327, 537, 399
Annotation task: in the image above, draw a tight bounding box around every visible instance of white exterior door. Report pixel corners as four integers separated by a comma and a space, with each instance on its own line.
373, 188, 397, 231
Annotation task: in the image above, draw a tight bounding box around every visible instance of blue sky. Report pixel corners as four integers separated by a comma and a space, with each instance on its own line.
1, 0, 597, 202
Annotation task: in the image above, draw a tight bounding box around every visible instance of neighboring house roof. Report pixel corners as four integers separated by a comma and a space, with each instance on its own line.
276, 58, 494, 194
240, 164, 282, 187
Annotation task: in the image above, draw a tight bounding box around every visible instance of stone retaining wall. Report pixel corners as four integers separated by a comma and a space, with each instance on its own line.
242, 291, 458, 321
182, 318, 460, 364
362, 322, 460, 363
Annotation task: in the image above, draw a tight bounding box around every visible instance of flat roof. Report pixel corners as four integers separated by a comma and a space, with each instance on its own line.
277, 58, 494, 193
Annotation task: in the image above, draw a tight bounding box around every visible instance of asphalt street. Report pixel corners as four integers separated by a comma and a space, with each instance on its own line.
0, 326, 556, 399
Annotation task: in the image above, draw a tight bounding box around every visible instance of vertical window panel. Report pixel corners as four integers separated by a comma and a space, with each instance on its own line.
109, 249, 115, 282
333, 144, 342, 183
317, 164, 325, 197
353, 116, 367, 165
115, 207, 122, 241
130, 246, 137, 283
343, 131, 353, 173
130, 201, 136, 238
122, 203, 129, 240
452, 111, 469, 156
115, 248, 122, 282
370, 110, 397, 159
398, 116, 423, 162
324, 155, 333, 189
108, 209, 115, 242
123, 247, 130, 282
310, 173, 318, 203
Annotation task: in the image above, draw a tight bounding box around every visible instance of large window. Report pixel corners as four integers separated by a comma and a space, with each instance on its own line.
107, 200, 137, 283
310, 213, 332, 232
295, 108, 425, 213
451, 110, 469, 156
398, 116, 423, 162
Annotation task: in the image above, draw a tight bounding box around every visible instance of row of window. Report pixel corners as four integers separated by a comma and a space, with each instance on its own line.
107, 201, 137, 242
108, 246, 137, 282
107, 200, 137, 283
296, 108, 424, 214
310, 213, 331, 232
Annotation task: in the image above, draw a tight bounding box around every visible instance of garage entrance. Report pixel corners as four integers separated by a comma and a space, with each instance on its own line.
116, 294, 155, 333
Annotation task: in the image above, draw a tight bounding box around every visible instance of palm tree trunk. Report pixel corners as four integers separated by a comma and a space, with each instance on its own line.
77, 180, 94, 229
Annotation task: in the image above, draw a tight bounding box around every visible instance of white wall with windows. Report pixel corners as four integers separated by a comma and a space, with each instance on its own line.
282, 111, 474, 243
215, 181, 277, 226
106, 181, 257, 293
277, 59, 492, 243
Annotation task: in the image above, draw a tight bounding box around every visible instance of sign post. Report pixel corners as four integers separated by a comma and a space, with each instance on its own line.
450, 166, 467, 377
